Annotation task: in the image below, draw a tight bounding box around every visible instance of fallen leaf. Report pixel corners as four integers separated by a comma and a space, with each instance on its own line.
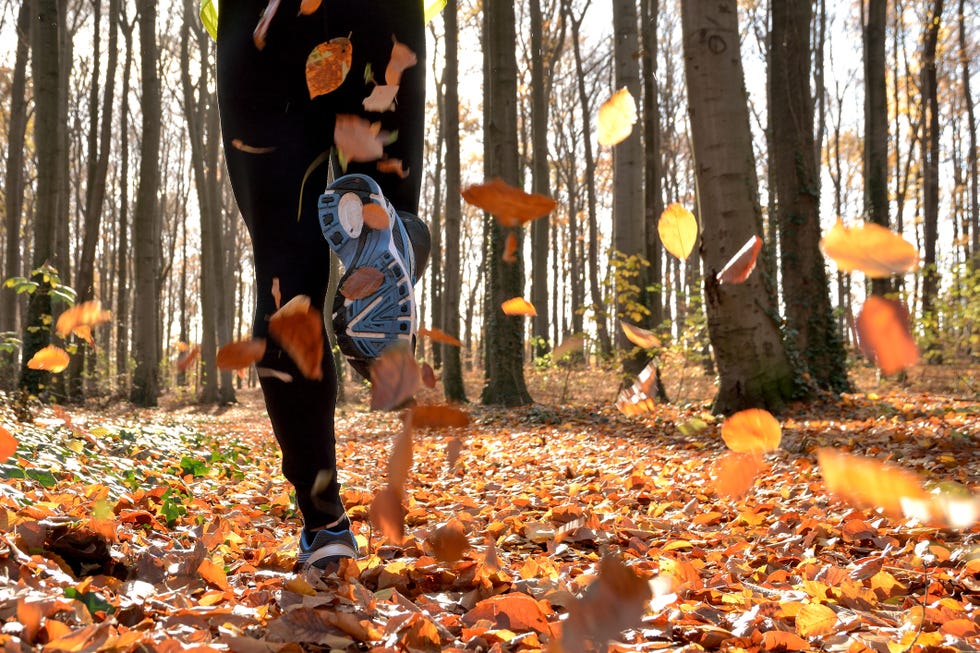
177, 345, 200, 372
463, 592, 556, 637
385, 37, 417, 86
621, 322, 661, 349
231, 139, 276, 155
369, 343, 420, 410
0, 426, 17, 463
820, 219, 919, 277
717, 234, 763, 284
427, 519, 469, 562
305, 37, 352, 98
658, 203, 698, 261
334, 114, 387, 164
216, 339, 266, 370
503, 232, 518, 263
817, 448, 930, 520
795, 603, 837, 637
27, 345, 70, 373
56, 300, 112, 339
462, 178, 557, 228
501, 297, 536, 316
597, 87, 637, 146
418, 327, 463, 347
856, 296, 919, 375
198, 557, 229, 591
721, 408, 781, 453
409, 405, 471, 429
713, 451, 764, 499
253, 0, 281, 50
268, 295, 324, 380
761, 631, 810, 651
420, 362, 436, 388
341, 267, 385, 300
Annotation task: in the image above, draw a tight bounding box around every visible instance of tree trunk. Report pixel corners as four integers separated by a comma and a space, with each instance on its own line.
429, 66, 445, 369
961, 0, 979, 260
681, 0, 801, 414
863, 0, 891, 297
641, 0, 663, 335
130, 0, 162, 406
771, 0, 848, 392
441, 0, 467, 402
1, 0, 31, 390
116, 9, 134, 391
20, 0, 66, 396
529, 0, 551, 358
920, 0, 943, 321
481, 0, 532, 406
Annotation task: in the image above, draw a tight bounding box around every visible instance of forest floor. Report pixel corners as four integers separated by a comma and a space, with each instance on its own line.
0, 358, 979, 652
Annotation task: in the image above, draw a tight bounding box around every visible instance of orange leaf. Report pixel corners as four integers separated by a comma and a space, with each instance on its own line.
334, 114, 387, 164
461, 178, 557, 228
197, 557, 229, 591
418, 327, 463, 347
446, 436, 463, 468
409, 405, 471, 429
713, 451, 764, 499
0, 425, 17, 464
761, 631, 810, 651
817, 448, 930, 519
340, 267, 384, 300
361, 202, 390, 230
597, 87, 637, 146
658, 203, 699, 261
369, 486, 405, 544
253, 0, 281, 50
501, 297, 536, 316
377, 158, 410, 179
216, 339, 266, 370
561, 556, 651, 649
231, 138, 276, 155
856, 295, 919, 375
503, 231, 518, 263
385, 37, 418, 86
305, 37, 352, 99
820, 219, 919, 277
16, 600, 42, 644
362, 84, 399, 113
271, 278, 281, 310
55, 300, 111, 338
387, 423, 413, 491
621, 322, 661, 349
268, 295, 324, 380
462, 592, 556, 637
369, 342, 420, 410
795, 603, 837, 637
298, 0, 321, 14
717, 234, 763, 284
427, 518, 469, 563
176, 345, 200, 373
721, 408, 781, 453
27, 345, 70, 373
420, 362, 436, 388
616, 360, 660, 416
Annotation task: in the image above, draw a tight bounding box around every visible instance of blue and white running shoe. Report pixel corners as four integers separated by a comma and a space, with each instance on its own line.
318, 174, 417, 379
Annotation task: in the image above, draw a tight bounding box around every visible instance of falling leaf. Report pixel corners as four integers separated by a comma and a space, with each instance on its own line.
561, 556, 651, 651
369, 342, 421, 410
795, 603, 838, 637
253, 0, 281, 50
340, 267, 385, 300
176, 345, 200, 372
231, 139, 276, 155
305, 37, 352, 98
55, 300, 111, 338
717, 235, 763, 284
461, 178, 557, 228
369, 486, 405, 543
0, 426, 17, 464
552, 335, 585, 362
334, 114, 387, 164
268, 295, 324, 380
420, 362, 436, 388
503, 232, 519, 263
362, 85, 399, 112
409, 405, 471, 429
446, 436, 463, 467
71, 325, 93, 345
271, 278, 282, 310
427, 519, 469, 563
658, 203, 698, 261
621, 322, 661, 349
721, 408, 781, 453
616, 360, 660, 417
713, 451, 764, 499
856, 296, 919, 375
817, 448, 930, 520
298, 0, 321, 14
501, 297, 536, 316
819, 219, 919, 277
377, 158, 410, 178
387, 424, 413, 491
27, 345, 70, 373
597, 87, 637, 146
385, 37, 418, 86
418, 327, 462, 347
216, 339, 266, 370
362, 202, 390, 230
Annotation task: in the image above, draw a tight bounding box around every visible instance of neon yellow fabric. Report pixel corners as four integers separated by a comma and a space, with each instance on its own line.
200, 0, 445, 39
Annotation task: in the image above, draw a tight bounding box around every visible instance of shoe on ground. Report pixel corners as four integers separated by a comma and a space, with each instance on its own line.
318, 173, 417, 380
298, 525, 359, 570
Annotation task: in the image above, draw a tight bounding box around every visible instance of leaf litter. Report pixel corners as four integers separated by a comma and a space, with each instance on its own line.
0, 371, 978, 652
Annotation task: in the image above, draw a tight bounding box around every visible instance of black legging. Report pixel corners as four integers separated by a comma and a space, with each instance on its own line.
216, 0, 426, 529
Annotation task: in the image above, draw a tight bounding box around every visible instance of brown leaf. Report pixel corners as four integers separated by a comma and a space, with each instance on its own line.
561, 556, 650, 651
231, 139, 276, 155
418, 327, 463, 347
856, 295, 919, 375
369, 342, 420, 410
0, 425, 17, 464
334, 114, 387, 164
461, 178, 557, 228
305, 37, 352, 98
716, 234, 763, 284
501, 297, 536, 316
362, 84, 399, 113
369, 486, 405, 544
621, 322, 661, 349
420, 362, 436, 388
552, 335, 585, 362
176, 345, 200, 373
340, 267, 384, 300
385, 37, 418, 86
216, 339, 266, 371
27, 345, 70, 373
446, 436, 463, 468
387, 423, 413, 491
721, 408, 781, 453
377, 158, 410, 178
253, 0, 281, 50
55, 300, 111, 338
409, 405, 471, 429
268, 295, 324, 380
503, 231, 519, 263
271, 277, 281, 310
817, 448, 930, 520
427, 519, 469, 563
268, 607, 356, 648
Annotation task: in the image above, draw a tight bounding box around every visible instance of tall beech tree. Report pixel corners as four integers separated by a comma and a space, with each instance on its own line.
863, 0, 891, 297
770, 0, 848, 391
920, 0, 944, 320
681, 0, 801, 413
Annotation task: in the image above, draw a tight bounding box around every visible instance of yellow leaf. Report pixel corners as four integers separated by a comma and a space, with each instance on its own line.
27, 345, 70, 373
501, 297, 537, 316
817, 448, 930, 520
621, 322, 661, 349
795, 603, 837, 637
820, 219, 919, 277
597, 87, 637, 146
658, 203, 698, 260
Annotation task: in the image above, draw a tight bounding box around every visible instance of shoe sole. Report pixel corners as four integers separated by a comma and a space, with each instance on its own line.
318, 174, 417, 364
